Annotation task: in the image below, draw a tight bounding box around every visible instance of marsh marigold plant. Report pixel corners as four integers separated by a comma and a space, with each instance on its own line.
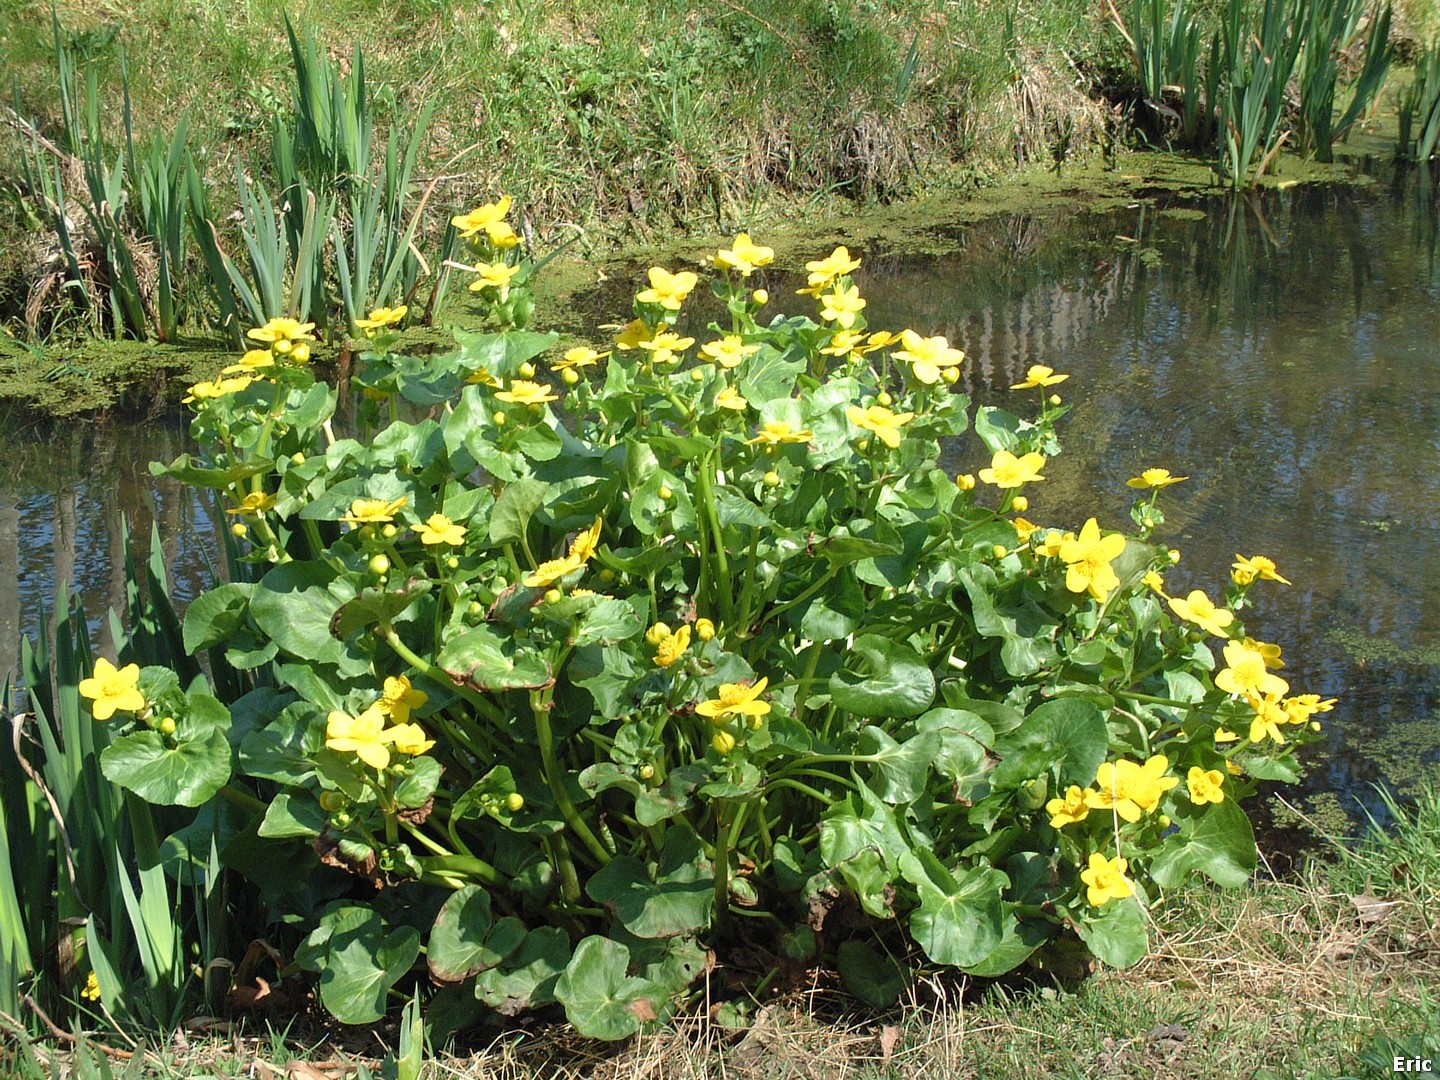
110, 215, 1332, 1038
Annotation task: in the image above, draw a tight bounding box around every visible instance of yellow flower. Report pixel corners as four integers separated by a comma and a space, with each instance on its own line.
469, 261, 522, 299
819, 329, 866, 359
1167, 590, 1235, 637
1215, 726, 1241, 744
955, 473, 976, 491
700, 335, 761, 369
523, 554, 584, 588
387, 722, 435, 757
893, 330, 964, 385
341, 496, 409, 525
184, 375, 255, 402
614, 318, 657, 350
1086, 755, 1177, 822
552, 346, 608, 371
1034, 530, 1070, 558
645, 622, 672, 646
81, 971, 101, 1002
1246, 691, 1289, 744
654, 624, 692, 667
1283, 693, 1336, 725
246, 317, 316, 345
747, 420, 813, 447
798, 246, 862, 296
451, 195, 518, 246
223, 348, 277, 374
1226, 758, 1244, 774
1232, 553, 1291, 586
1080, 852, 1134, 907
1011, 365, 1069, 390
846, 404, 914, 449
326, 706, 397, 770
637, 331, 695, 366
1243, 638, 1285, 669
695, 617, 716, 641
568, 518, 604, 563
415, 513, 467, 546
818, 283, 866, 328
1127, 468, 1187, 489
78, 657, 145, 721
978, 450, 1046, 488
1142, 570, 1168, 596
495, 380, 559, 405
636, 267, 699, 311
355, 305, 408, 331
716, 386, 749, 411
715, 233, 774, 276
226, 491, 275, 516
1046, 785, 1093, 828
1215, 641, 1290, 698
695, 677, 772, 721
1013, 517, 1040, 543
378, 675, 429, 724
1059, 518, 1127, 602
1187, 766, 1226, 805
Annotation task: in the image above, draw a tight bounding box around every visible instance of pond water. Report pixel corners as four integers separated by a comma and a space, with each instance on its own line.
5, 170, 1438, 839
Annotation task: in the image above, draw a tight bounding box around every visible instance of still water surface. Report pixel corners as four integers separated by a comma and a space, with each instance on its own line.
5, 174, 1437, 832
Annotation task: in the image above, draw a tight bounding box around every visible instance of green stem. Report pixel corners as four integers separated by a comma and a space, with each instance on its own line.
217, 784, 266, 815
416, 853, 504, 889
532, 690, 612, 866
754, 566, 841, 632
713, 799, 731, 928
695, 450, 733, 622
765, 777, 839, 805
792, 641, 825, 725
1113, 690, 1202, 710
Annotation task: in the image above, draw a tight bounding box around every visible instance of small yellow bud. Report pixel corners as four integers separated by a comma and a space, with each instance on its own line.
763, 471, 781, 488
1159, 814, 1172, 828
506, 792, 526, 812
159, 716, 177, 736
231, 522, 248, 538
494, 411, 507, 426
519, 361, 536, 378
752, 289, 769, 304
273, 338, 293, 354
639, 763, 656, 780
659, 485, 673, 500
562, 368, 580, 385
695, 618, 716, 641
691, 368, 705, 382
291, 452, 306, 464
877, 391, 893, 407
1049, 394, 1062, 406
1012, 496, 1029, 512
291, 343, 311, 363
646, 622, 672, 646
857, 438, 870, 452
1169, 549, 1182, 564
319, 791, 347, 813
382, 524, 398, 539
600, 568, 617, 583
368, 554, 391, 575
468, 601, 484, 616
713, 730, 736, 755
544, 588, 563, 605
446, 556, 460, 570
1311, 721, 1322, 732
992, 544, 1009, 558
941, 367, 960, 384
957, 473, 976, 491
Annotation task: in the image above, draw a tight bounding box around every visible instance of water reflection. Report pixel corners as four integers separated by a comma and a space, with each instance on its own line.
2, 172, 1437, 831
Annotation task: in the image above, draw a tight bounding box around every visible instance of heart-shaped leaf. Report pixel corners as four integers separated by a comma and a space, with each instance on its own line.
829, 634, 935, 718
586, 824, 713, 938
427, 885, 527, 984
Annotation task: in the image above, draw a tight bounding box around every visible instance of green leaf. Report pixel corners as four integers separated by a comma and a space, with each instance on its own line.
815, 534, 901, 568
239, 702, 321, 784
555, 936, 664, 1040
998, 698, 1109, 789
1076, 897, 1148, 969
903, 858, 1008, 969
858, 727, 939, 804
1149, 797, 1257, 889
572, 597, 644, 647
915, 708, 994, 781
183, 583, 254, 652
331, 581, 431, 640
960, 916, 1051, 976
489, 478, 548, 546
959, 565, 1059, 677
150, 453, 274, 488
454, 328, 560, 379
394, 755, 442, 809
100, 728, 231, 807
829, 634, 935, 718
972, 406, 1024, 453
305, 903, 422, 1024
820, 786, 910, 872
586, 824, 713, 938
258, 792, 326, 839
427, 885, 527, 984
736, 342, 805, 405
836, 940, 911, 1007
251, 562, 369, 675
437, 624, 554, 691
473, 926, 570, 1015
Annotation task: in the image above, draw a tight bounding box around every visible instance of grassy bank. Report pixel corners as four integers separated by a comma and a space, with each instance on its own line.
4, 778, 1437, 1079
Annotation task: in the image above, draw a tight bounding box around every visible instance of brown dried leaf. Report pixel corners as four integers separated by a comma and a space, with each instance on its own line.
878, 1024, 901, 1061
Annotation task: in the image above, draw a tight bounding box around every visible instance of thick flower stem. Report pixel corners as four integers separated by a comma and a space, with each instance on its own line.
531, 691, 612, 867
713, 798, 731, 929
695, 451, 733, 623
416, 853, 504, 889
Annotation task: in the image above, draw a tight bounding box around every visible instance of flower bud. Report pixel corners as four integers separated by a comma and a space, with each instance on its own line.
877, 391, 893, 407
506, 792, 525, 812
369, 554, 391, 575
1049, 394, 1062, 406
1169, 549, 1182, 564
446, 556, 460, 570
639, 763, 656, 780
519, 362, 536, 378
291, 343, 311, 363
1159, 814, 1172, 828
562, 367, 580, 385
646, 622, 672, 646
941, 367, 960, 384
544, 588, 563, 605
659, 485, 673, 500
231, 522, 248, 538
695, 618, 716, 641
956, 473, 976, 491
763, 471, 781, 488
752, 289, 769, 304
319, 791, 347, 813
159, 716, 177, 736
691, 368, 705, 382
713, 730, 736, 755
291, 452, 306, 465
273, 338, 293, 354
468, 601, 484, 616
1012, 496, 1029, 512
992, 544, 1008, 559
382, 524, 398, 539
494, 411, 507, 426
600, 568, 617, 583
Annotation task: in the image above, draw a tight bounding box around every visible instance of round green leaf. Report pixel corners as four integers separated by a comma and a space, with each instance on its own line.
555, 936, 664, 1041
829, 634, 935, 718
1149, 797, 1257, 889
307, 903, 422, 1025
427, 885, 527, 985
100, 728, 231, 807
